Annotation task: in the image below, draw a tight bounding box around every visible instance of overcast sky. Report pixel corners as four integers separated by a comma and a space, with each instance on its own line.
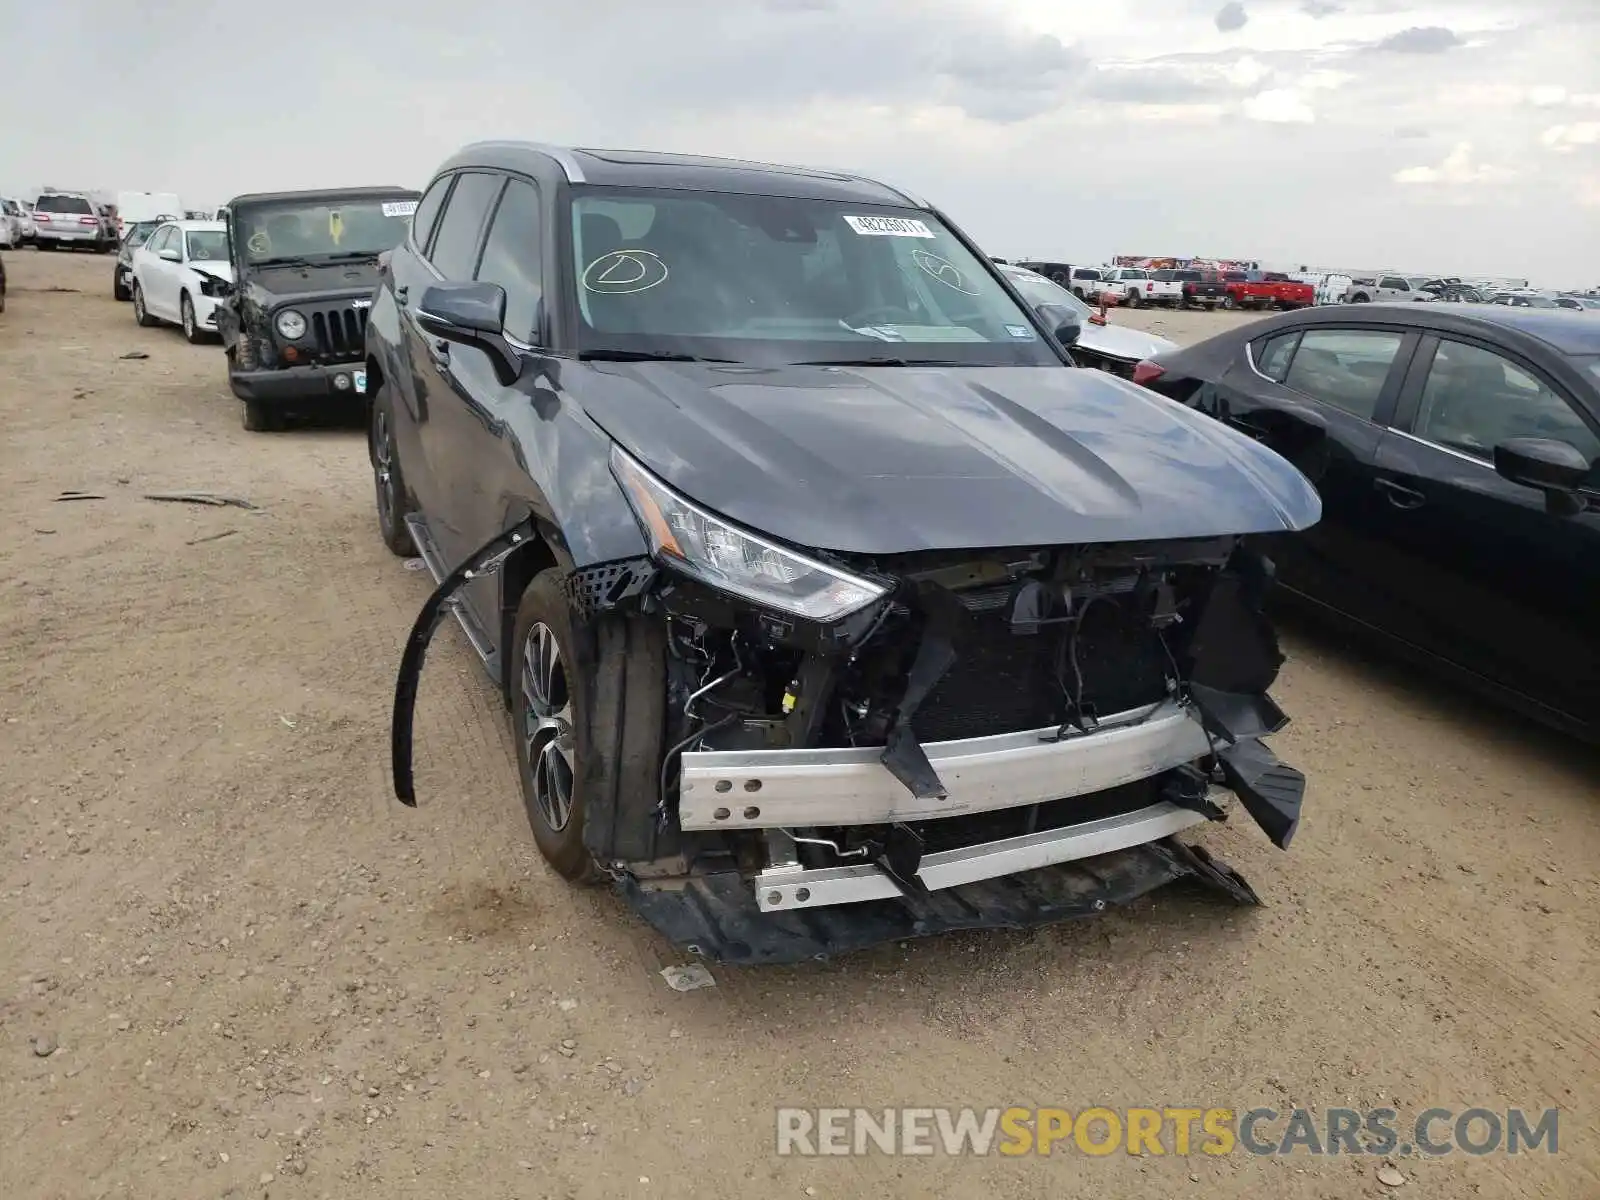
6, 0, 1597, 285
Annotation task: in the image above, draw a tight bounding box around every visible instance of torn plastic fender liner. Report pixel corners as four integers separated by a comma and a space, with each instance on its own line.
392, 521, 536, 806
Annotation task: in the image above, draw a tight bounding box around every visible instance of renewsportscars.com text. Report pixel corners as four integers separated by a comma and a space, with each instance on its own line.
775, 1106, 1560, 1158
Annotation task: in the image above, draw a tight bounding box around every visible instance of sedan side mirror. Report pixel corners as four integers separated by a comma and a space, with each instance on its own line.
416, 282, 522, 386
1493, 437, 1593, 516
1033, 301, 1082, 348
158, 248, 181, 263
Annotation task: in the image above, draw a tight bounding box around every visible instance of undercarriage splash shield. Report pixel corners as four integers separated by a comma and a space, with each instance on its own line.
619, 837, 1259, 965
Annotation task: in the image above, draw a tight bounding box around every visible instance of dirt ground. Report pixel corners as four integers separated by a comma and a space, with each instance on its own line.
2, 249, 1596, 1200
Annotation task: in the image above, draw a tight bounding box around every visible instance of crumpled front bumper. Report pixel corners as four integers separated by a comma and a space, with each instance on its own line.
623, 835, 1258, 965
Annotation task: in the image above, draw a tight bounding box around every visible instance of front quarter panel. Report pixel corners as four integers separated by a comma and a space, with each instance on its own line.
495, 360, 651, 571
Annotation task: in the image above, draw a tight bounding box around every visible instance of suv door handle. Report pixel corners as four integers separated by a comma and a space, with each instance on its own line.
395, 285, 408, 307
1374, 477, 1425, 509
429, 339, 451, 366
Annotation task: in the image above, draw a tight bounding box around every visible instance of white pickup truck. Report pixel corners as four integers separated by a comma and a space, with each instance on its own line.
1091, 267, 1183, 308
1344, 274, 1437, 304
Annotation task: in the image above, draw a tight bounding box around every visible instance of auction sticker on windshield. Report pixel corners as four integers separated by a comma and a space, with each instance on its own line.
382, 201, 418, 218
843, 215, 935, 238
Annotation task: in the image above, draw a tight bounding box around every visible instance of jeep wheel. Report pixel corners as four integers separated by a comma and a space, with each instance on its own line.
242, 400, 282, 432
180, 293, 206, 344
370, 386, 416, 556
132, 283, 158, 327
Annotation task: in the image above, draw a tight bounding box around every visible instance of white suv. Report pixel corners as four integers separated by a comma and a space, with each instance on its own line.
33, 191, 109, 251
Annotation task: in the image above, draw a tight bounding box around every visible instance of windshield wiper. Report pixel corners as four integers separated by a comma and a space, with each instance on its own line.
578, 349, 737, 363
324, 250, 381, 261
253, 255, 318, 269
793, 356, 967, 367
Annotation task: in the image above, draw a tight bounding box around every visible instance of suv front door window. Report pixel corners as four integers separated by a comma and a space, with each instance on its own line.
426, 172, 502, 280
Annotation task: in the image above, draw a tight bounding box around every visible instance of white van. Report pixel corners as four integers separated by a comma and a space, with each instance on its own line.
114, 191, 184, 239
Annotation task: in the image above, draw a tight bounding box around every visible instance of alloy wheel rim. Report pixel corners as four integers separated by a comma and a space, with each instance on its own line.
373, 410, 396, 526
183, 300, 194, 338
521, 622, 575, 832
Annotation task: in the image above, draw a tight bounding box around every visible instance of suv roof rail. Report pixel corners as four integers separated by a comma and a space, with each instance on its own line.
458, 141, 589, 184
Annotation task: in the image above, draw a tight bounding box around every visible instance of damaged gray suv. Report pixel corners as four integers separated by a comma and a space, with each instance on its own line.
371, 142, 1320, 964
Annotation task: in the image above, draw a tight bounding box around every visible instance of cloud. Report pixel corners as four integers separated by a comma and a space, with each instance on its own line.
1394, 142, 1512, 184
1540, 122, 1600, 152
1300, 0, 1342, 16
1214, 3, 1248, 33
938, 32, 1088, 121
1374, 26, 1463, 54
1243, 89, 1315, 123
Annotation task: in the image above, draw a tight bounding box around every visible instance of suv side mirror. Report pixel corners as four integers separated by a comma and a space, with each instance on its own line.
1032, 301, 1081, 348
416, 282, 522, 385
1494, 437, 1592, 516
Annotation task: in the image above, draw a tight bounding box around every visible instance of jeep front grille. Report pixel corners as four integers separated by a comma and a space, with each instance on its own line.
311, 306, 368, 359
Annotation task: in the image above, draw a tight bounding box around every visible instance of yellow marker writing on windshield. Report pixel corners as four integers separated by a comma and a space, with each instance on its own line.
329, 210, 344, 245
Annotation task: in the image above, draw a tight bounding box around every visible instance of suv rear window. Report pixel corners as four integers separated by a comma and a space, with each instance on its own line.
37, 194, 92, 214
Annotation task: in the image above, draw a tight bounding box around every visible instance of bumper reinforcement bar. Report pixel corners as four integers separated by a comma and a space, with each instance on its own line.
678, 700, 1210, 831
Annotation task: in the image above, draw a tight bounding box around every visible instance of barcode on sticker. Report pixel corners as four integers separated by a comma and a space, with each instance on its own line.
382, 201, 418, 218
843, 215, 935, 238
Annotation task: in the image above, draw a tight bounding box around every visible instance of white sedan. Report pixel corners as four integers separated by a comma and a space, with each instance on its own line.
997, 263, 1178, 377
129, 220, 234, 343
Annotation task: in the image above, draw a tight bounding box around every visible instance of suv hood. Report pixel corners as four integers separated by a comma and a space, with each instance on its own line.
576, 362, 1321, 556
239, 259, 380, 303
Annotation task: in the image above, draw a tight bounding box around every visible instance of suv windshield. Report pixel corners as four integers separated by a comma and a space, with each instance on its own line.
236, 198, 415, 264
569, 190, 1058, 365
186, 230, 229, 261
37, 194, 92, 215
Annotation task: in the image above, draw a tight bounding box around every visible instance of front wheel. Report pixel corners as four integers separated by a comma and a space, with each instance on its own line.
242, 400, 282, 432
181, 293, 206, 344
512, 572, 605, 883
132, 283, 158, 327
370, 386, 416, 556
113, 271, 130, 301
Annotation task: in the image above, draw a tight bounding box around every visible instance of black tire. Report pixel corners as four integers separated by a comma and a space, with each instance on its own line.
369, 386, 416, 556
1350, 293, 1370, 303
113, 272, 130, 301
511, 571, 605, 882
131, 282, 158, 327
510, 568, 669, 881
37, 239, 53, 252
180, 293, 206, 344
242, 399, 281, 432
1221, 295, 1237, 311
1125, 290, 1141, 308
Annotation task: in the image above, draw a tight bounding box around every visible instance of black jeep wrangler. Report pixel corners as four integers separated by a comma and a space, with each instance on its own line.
214, 186, 420, 431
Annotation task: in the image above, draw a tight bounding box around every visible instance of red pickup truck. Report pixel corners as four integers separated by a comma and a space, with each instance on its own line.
1218, 271, 1315, 311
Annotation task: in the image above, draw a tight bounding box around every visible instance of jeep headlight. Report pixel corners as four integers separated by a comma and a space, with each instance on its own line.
275, 309, 307, 340
611, 446, 887, 623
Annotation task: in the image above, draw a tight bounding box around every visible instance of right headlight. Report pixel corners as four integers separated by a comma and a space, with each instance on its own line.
275, 309, 307, 340
611, 446, 888, 623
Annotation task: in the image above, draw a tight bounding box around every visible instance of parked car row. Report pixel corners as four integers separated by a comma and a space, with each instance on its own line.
1012, 261, 1315, 311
